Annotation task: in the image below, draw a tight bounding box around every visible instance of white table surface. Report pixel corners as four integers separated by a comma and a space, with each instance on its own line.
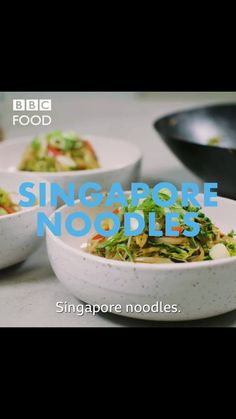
1, 92, 236, 327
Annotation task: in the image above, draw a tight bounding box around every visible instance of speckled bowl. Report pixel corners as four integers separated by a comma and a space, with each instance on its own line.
0, 135, 142, 206
46, 193, 236, 321
0, 172, 53, 270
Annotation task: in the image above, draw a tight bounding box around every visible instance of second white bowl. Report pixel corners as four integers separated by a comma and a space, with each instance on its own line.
0, 135, 142, 196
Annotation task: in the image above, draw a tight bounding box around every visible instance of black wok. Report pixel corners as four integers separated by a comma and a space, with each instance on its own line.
154, 103, 236, 199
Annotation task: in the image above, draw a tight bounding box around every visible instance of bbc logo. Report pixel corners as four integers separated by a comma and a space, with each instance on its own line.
13, 99, 51, 111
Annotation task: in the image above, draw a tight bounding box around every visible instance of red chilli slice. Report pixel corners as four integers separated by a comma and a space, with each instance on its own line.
4, 207, 15, 214
93, 234, 104, 241
48, 145, 63, 157
172, 226, 184, 234
165, 225, 185, 239
93, 227, 110, 241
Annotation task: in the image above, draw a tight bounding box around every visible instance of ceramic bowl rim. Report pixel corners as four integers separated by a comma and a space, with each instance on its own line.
0, 135, 143, 177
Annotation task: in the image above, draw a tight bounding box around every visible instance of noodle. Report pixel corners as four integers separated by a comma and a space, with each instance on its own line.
87, 194, 236, 264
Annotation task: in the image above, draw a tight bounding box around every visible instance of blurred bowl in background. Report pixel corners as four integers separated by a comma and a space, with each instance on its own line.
154, 103, 236, 199
0, 135, 142, 206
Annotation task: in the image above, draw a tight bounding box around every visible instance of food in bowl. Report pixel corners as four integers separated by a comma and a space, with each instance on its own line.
46, 193, 236, 320
0, 135, 142, 207
87, 192, 236, 263
19, 130, 100, 172
0, 188, 21, 215
0, 172, 53, 270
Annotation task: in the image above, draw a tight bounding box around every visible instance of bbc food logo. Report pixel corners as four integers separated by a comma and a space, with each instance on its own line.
13, 99, 52, 126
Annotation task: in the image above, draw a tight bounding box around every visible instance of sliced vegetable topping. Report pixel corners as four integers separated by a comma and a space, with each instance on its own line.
19, 131, 100, 172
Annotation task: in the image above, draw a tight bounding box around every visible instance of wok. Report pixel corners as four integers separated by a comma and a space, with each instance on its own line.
154, 103, 236, 199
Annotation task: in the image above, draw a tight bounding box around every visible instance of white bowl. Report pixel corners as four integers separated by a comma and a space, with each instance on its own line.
0, 136, 142, 200
0, 172, 53, 270
46, 193, 236, 321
